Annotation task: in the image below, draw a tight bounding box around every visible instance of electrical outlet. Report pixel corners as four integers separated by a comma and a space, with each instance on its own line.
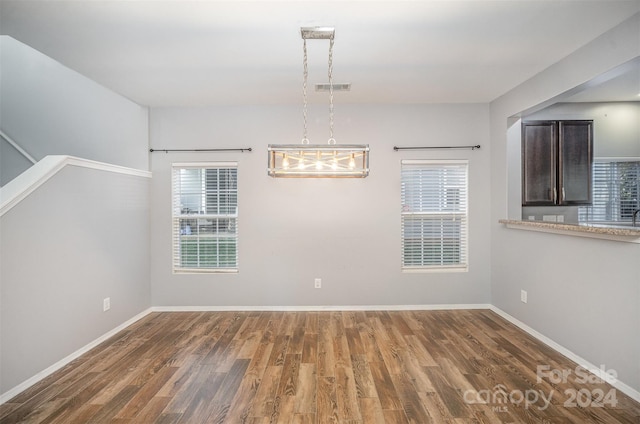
520, 290, 528, 304
314, 278, 322, 289
103, 297, 111, 312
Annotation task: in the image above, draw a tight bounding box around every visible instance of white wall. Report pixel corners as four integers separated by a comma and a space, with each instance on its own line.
149, 103, 491, 307
0, 137, 33, 184
0, 35, 154, 397
0, 36, 149, 182
491, 13, 640, 393
0, 164, 151, 394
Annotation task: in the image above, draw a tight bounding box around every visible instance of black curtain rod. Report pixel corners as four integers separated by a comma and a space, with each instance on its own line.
149, 148, 252, 153
393, 145, 480, 151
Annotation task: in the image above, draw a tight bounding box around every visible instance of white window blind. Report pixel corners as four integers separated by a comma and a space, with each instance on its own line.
579, 159, 640, 223
401, 160, 468, 271
172, 162, 238, 273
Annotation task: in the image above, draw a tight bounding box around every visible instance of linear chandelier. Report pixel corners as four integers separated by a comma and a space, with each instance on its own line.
268, 27, 369, 178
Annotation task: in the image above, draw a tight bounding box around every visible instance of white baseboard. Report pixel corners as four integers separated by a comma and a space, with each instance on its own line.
489, 306, 640, 403
151, 304, 492, 312
0, 308, 153, 405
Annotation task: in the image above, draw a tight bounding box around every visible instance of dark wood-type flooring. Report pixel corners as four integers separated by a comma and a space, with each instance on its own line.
1, 310, 638, 423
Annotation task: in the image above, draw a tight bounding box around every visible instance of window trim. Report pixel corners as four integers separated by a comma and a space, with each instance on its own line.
401, 159, 469, 273
578, 157, 640, 225
171, 161, 239, 274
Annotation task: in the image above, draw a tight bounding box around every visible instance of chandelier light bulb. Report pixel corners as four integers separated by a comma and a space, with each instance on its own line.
349, 153, 356, 169
282, 154, 289, 170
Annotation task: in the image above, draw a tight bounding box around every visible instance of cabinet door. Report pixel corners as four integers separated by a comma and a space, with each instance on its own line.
559, 121, 593, 205
522, 121, 557, 206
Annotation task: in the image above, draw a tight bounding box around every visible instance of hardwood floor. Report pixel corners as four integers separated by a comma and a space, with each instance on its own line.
1, 310, 638, 423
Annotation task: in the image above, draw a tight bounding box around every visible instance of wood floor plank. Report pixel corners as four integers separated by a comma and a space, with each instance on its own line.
382, 408, 410, 424
245, 344, 274, 389
358, 323, 385, 364
267, 335, 290, 367
316, 377, 339, 424
83, 384, 140, 423
53, 404, 102, 424
345, 328, 365, 356
376, 333, 405, 376
214, 339, 244, 372
317, 327, 336, 378
46, 378, 114, 424
248, 365, 282, 418
154, 356, 200, 398
2, 310, 638, 424
334, 365, 362, 422
424, 366, 471, 419
14, 372, 103, 424
237, 331, 262, 360
417, 391, 455, 424
301, 333, 318, 364
293, 363, 316, 414
304, 312, 318, 334
350, 354, 378, 399
388, 371, 434, 423
162, 364, 221, 414
113, 366, 178, 420
196, 358, 251, 424
403, 334, 438, 368
287, 326, 306, 356
358, 397, 385, 424
277, 354, 301, 398
333, 335, 353, 369
399, 352, 436, 393
126, 396, 172, 423
368, 361, 405, 411
272, 395, 295, 424
330, 312, 345, 339
222, 362, 264, 423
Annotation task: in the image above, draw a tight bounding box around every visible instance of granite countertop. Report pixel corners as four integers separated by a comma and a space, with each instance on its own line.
499, 219, 640, 238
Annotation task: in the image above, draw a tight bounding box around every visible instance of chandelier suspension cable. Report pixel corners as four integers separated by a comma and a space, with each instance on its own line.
302, 38, 309, 144
328, 36, 335, 144
266, 26, 369, 178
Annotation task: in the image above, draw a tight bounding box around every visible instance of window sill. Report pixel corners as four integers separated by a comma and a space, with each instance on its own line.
499, 219, 640, 243
173, 269, 238, 274
402, 266, 468, 273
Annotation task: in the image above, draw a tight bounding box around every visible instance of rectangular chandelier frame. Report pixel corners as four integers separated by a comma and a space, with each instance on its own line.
268, 144, 370, 178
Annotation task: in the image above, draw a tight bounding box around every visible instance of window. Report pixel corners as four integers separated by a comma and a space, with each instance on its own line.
172, 162, 238, 273
401, 160, 468, 271
579, 159, 640, 224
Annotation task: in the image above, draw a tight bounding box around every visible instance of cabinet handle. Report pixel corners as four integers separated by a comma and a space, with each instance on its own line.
562, 187, 565, 201
553, 187, 557, 203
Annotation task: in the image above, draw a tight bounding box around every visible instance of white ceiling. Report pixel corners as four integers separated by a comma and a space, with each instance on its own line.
1, 0, 639, 107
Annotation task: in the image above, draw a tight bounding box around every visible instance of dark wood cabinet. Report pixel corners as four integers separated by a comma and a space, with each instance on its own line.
522, 120, 593, 206
522, 121, 557, 205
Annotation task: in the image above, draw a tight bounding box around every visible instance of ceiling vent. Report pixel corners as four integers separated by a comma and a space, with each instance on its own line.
315, 83, 351, 92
